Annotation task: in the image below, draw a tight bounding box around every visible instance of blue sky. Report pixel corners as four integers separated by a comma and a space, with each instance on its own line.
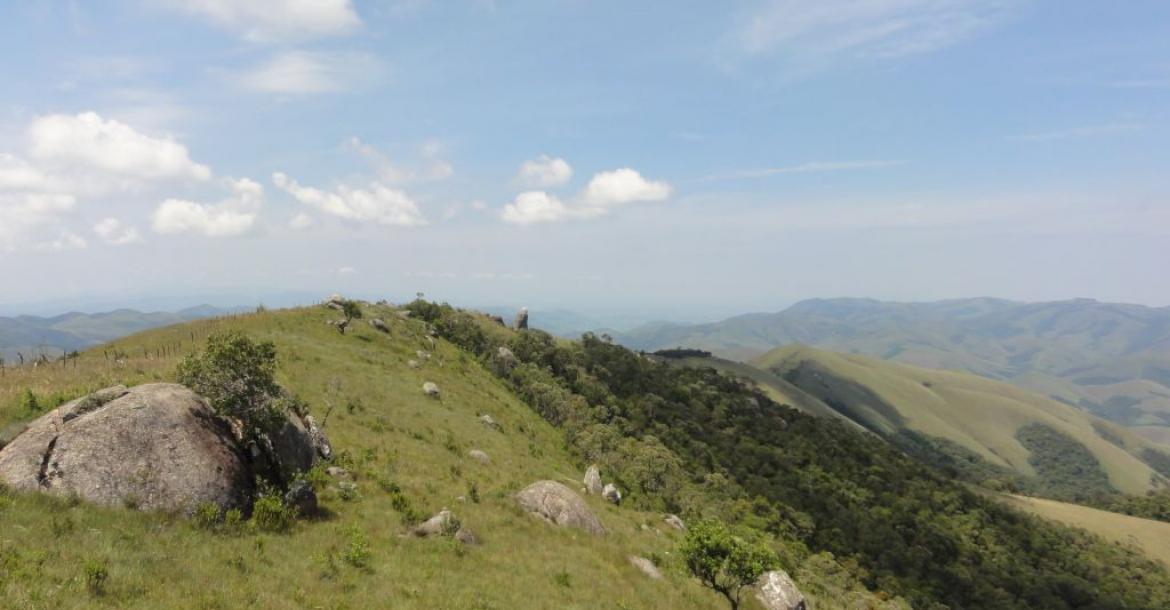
1, 0, 1168, 321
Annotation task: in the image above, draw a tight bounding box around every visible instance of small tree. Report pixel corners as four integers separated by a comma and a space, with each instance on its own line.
338, 300, 363, 334
176, 331, 281, 434
680, 519, 777, 610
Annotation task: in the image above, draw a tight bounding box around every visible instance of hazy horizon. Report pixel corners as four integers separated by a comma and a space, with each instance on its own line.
2, 1, 1169, 315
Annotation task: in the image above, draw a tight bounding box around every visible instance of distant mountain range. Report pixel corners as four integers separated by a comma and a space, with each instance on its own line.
613, 297, 1170, 443
0, 305, 240, 364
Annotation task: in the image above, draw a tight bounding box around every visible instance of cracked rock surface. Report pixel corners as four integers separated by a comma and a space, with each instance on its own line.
0, 383, 252, 514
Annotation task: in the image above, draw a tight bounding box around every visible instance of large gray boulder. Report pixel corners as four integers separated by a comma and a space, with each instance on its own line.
603, 483, 622, 505
514, 480, 604, 535
0, 384, 252, 514
755, 570, 807, 610
514, 307, 529, 330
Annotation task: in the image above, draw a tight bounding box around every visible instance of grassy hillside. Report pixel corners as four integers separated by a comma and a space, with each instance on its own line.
998, 494, 1170, 566
752, 345, 1168, 498
0, 306, 897, 610
614, 297, 1170, 440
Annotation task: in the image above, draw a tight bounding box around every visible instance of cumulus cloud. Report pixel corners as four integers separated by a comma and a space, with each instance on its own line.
273, 172, 427, 226
347, 137, 453, 183
501, 168, 672, 225
289, 212, 315, 230
37, 230, 88, 251
160, 0, 361, 42
581, 168, 671, 208
515, 155, 572, 187
0, 193, 77, 251
235, 51, 383, 95
152, 178, 263, 237
93, 218, 142, 245
28, 112, 210, 184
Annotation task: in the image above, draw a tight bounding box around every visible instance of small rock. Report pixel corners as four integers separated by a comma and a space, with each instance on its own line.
664, 514, 685, 531
603, 483, 622, 505
370, 318, 390, 333
407, 359, 420, 369
467, 449, 490, 464
454, 527, 478, 545
417, 350, 430, 360
583, 464, 603, 495
284, 480, 318, 517
413, 509, 459, 537
423, 382, 441, 398
489, 315, 505, 326
755, 570, 807, 610
628, 556, 663, 580
479, 414, 500, 431
325, 466, 350, 479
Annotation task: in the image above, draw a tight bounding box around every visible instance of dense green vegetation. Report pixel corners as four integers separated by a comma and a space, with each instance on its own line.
410, 301, 1170, 609
1016, 423, 1117, 503
1107, 490, 1170, 523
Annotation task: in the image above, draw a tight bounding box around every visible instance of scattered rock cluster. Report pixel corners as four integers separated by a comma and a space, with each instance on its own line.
582, 464, 622, 505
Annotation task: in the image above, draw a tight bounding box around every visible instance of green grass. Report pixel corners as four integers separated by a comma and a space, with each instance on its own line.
0, 306, 898, 610
750, 345, 1167, 496
996, 493, 1170, 567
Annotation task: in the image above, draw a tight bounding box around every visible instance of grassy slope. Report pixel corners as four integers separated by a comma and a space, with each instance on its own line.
0, 307, 896, 610
752, 345, 1165, 496
997, 494, 1170, 566
664, 356, 868, 432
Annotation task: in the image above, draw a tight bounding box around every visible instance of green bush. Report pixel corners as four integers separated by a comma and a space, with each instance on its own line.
192, 502, 222, 530
83, 559, 109, 596
341, 526, 371, 568
19, 389, 39, 415
177, 331, 282, 435
251, 495, 295, 533
680, 520, 776, 610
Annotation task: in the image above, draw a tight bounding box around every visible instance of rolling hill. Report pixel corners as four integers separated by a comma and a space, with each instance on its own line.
0, 305, 239, 364
751, 345, 1169, 498
616, 297, 1170, 441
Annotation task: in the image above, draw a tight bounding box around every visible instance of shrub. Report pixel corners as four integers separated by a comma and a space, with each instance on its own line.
251, 495, 295, 533
680, 520, 777, 610
84, 559, 109, 596
176, 331, 282, 435
341, 526, 371, 568
193, 502, 222, 530
20, 389, 39, 415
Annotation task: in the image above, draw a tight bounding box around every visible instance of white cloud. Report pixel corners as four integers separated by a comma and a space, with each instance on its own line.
152, 177, 263, 237
502, 168, 673, 225
515, 155, 572, 187
28, 112, 210, 183
273, 172, 427, 226
0, 192, 77, 251
289, 212, 315, 229
582, 168, 671, 208
500, 191, 576, 225
235, 51, 383, 95
93, 217, 142, 245
37, 230, 87, 251
740, 0, 1016, 61
347, 137, 452, 183
160, 0, 360, 42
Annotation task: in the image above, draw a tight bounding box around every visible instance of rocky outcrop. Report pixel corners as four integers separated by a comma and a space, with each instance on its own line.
603, 483, 622, 505
514, 307, 529, 330
283, 480, 318, 517
583, 465, 603, 495
492, 346, 516, 375
467, 449, 490, 464
628, 556, 663, 579
514, 480, 604, 535
423, 382, 441, 398
755, 570, 807, 610
0, 384, 252, 514
414, 509, 459, 537
664, 514, 686, 531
